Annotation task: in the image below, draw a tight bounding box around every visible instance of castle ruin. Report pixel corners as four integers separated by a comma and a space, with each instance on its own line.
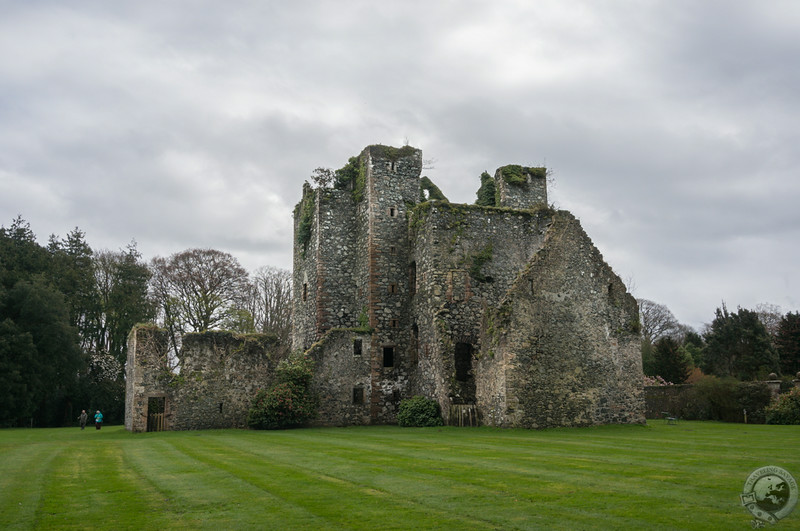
125, 144, 644, 431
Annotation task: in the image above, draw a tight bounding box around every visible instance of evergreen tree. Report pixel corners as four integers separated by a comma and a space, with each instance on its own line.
651, 336, 692, 384
47, 228, 100, 352
0, 280, 83, 426
776, 312, 800, 376
703, 305, 778, 380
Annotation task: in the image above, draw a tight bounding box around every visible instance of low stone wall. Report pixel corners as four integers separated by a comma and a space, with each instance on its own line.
125, 327, 282, 432
644, 385, 693, 419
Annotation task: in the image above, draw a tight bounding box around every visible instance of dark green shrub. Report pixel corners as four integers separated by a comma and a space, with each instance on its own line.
765, 387, 800, 425
734, 381, 772, 424
397, 396, 443, 427
672, 377, 771, 422
247, 355, 317, 429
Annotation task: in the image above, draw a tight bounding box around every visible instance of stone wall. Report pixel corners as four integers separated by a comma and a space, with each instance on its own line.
125, 326, 171, 432
305, 329, 373, 426
125, 327, 281, 432
495, 166, 548, 210
129, 144, 645, 432
479, 211, 645, 428
409, 202, 553, 421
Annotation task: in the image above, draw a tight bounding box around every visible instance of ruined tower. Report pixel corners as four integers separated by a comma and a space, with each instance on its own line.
293, 144, 645, 427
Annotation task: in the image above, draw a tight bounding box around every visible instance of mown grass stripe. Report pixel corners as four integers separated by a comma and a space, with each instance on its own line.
0, 441, 64, 530
164, 435, 498, 530
1, 422, 799, 529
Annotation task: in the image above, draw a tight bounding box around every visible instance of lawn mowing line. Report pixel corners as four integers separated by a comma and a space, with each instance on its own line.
36, 439, 180, 531
0, 441, 64, 530
160, 438, 352, 530
176, 435, 504, 530
204, 434, 688, 529
214, 430, 752, 526
121, 438, 331, 529
269, 425, 800, 481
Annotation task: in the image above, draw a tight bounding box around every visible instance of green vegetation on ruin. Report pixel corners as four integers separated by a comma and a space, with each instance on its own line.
295, 188, 315, 256
366, 144, 417, 161
499, 164, 547, 185
1, 422, 798, 529
419, 176, 449, 202
469, 243, 493, 282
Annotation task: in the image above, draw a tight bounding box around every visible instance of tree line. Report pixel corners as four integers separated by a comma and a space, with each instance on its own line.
0, 217, 291, 427
639, 299, 800, 384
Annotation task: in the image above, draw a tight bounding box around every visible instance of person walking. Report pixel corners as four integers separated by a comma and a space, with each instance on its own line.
79, 410, 88, 430
94, 410, 103, 430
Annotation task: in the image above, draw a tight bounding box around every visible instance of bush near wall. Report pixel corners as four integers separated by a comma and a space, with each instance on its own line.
247, 355, 317, 430
645, 377, 772, 423
397, 396, 443, 427
765, 387, 800, 425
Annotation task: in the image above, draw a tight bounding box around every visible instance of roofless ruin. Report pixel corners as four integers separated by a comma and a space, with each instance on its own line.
126, 144, 644, 431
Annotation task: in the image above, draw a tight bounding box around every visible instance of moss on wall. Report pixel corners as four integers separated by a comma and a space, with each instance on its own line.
420, 176, 449, 202
499, 165, 547, 185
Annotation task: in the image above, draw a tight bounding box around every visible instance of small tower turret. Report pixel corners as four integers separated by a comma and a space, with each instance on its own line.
494, 165, 547, 210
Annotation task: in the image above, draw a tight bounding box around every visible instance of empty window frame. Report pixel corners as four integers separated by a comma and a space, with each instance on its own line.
383, 346, 395, 367
353, 387, 364, 405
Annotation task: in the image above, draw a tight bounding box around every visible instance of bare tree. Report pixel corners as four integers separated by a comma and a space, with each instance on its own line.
310, 167, 334, 189
755, 302, 783, 337
149, 248, 250, 335
638, 299, 681, 344
248, 266, 292, 345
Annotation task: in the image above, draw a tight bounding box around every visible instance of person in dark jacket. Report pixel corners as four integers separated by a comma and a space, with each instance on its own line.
79, 410, 88, 430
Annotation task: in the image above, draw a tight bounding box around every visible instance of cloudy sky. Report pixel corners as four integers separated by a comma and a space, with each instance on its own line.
1, 0, 798, 330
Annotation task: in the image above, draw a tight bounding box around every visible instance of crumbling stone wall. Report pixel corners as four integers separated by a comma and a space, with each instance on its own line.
125, 327, 280, 432
495, 165, 548, 210
409, 202, 553, 421
305, 329, 373, 426
478, 212, 645, 428
125, 326, 171, 432
293, 145, 421, 424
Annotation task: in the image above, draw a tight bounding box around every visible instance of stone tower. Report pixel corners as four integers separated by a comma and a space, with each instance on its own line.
292, 144, 644, 427
292, 145, 422, 423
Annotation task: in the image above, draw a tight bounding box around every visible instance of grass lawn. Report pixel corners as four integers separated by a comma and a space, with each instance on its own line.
0, 421, 798, 530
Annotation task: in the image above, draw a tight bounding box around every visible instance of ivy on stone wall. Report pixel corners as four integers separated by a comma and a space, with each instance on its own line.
475, 171, 496, 206
419, 176, 448, 202
469, 243, 493, 283
368, 144, 417, 161
296, 189, 315, 256
333, 156, 361, 191
499, 165, 547, 185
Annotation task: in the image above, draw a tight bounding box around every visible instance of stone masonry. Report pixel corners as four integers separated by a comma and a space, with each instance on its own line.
126, 143, 644, 431
293, 145, 645, 427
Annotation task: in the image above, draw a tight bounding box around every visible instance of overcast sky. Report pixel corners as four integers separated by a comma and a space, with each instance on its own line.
1, 1, 798, 330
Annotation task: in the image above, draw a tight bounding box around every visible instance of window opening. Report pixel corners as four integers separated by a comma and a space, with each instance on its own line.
353, 387, 364, 405
389, 283, 398, 294
353, 338, 363, 356
409, 262, 416, 296
390, 319, 399, 328
454, 343, 473, 382
389, 207, 397, 217
383, 347, 395, 367
302, 283, 308, 301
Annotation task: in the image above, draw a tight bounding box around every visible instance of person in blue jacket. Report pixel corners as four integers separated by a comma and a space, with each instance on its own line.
94, 410, 103, 430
